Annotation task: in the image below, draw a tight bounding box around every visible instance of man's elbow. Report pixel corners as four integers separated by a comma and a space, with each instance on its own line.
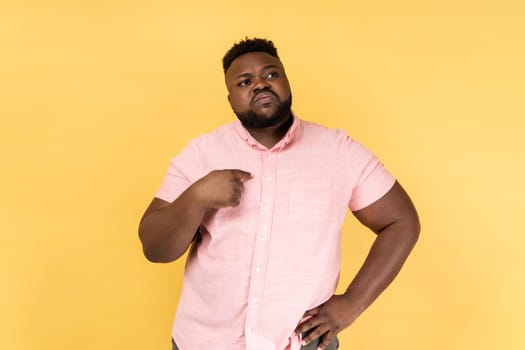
138, 228, 183, 263
142, 251, 176, 263
405, 215, 421, 248
141, 245, 182, 263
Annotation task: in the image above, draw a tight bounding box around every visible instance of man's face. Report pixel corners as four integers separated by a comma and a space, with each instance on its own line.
225, 51, 292, 129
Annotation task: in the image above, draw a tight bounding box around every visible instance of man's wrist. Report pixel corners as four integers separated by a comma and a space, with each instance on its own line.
340, 291, 367, 321
185, 183, 212, 212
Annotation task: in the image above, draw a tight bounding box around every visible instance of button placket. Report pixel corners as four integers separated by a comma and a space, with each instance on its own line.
244, 150, 278, 350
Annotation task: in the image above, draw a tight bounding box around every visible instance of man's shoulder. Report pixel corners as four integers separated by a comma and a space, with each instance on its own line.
298, 118, 352, 143
188, 120, 238, 145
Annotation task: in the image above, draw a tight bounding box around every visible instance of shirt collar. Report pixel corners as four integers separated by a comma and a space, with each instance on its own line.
234, 112, 302, 152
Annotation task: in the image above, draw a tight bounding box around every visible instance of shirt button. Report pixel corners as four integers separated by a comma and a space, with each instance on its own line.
255, 267, 261, 273
265, 176, 271, 181
252, 298, 257, 304
247, 328, 252, 333
263, 205, 270, 211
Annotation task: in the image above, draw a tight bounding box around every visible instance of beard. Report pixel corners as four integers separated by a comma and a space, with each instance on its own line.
234, 93, 292, 129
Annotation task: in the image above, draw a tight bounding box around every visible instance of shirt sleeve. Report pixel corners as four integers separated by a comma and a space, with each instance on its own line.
155, 143, 200, 203
347, 138, 396, 211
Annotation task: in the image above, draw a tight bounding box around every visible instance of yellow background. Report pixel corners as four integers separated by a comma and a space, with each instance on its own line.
1, 1, 524, 349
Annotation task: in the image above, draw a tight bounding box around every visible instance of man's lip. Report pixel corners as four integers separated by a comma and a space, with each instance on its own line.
253, 92, 275, 103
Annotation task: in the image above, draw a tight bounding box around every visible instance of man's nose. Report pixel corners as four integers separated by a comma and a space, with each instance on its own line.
252, 78, 270, 94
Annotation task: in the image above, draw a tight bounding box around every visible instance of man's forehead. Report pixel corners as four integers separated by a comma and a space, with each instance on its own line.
226, 52, 283, 77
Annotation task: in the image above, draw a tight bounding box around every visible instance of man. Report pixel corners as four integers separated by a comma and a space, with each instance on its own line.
139, 38, 420, 350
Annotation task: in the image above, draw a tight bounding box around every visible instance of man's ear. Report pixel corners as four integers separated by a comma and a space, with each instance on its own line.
227, 94, 231, 103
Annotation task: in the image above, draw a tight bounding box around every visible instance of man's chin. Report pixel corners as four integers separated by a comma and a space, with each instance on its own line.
235, 95, 292, 129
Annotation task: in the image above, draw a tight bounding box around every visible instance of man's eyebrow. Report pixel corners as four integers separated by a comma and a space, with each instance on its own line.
235, 64, 280, 79
235, 72, 252, 79
261, 64, 279, 71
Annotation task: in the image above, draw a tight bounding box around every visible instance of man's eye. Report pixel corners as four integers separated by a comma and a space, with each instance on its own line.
266, 72, 278, 79
239, 80, 251, 87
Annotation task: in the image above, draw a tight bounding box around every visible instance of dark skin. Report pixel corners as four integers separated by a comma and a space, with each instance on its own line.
139, 51, 420, 349
226, 52, 293, 147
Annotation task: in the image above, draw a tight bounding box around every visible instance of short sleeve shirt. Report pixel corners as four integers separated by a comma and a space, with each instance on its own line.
155, 116, 395, 350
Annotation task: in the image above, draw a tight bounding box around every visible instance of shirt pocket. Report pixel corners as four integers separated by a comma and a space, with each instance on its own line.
288, 177, 333, 231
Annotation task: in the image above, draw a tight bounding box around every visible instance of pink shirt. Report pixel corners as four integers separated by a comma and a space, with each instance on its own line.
155, 116, 395, 350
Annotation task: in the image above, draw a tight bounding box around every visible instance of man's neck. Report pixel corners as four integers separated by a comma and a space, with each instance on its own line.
244, 114, 294, 149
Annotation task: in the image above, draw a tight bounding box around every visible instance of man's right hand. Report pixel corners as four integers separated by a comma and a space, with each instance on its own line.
192, 169, 252, 209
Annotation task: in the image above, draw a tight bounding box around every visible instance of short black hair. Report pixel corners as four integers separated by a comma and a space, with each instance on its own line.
222, 37, 279, 73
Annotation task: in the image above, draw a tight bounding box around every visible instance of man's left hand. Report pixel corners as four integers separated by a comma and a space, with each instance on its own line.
294, 294, 355, 350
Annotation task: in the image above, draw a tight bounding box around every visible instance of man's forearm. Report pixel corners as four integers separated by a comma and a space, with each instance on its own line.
139, 187, 207, 263
341, 221, 419, 324
139, 169, 252, 263
294, 182, 419, 349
